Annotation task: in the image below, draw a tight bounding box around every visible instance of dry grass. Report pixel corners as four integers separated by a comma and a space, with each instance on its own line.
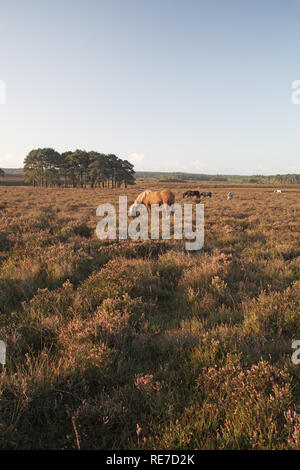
0, 182, 299, 449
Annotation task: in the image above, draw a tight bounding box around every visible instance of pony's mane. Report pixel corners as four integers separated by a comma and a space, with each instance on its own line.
133, 189, 152, 204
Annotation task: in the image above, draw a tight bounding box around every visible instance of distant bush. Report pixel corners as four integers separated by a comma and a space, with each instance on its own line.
60, 221, 93, 239
0, 232, 10, 251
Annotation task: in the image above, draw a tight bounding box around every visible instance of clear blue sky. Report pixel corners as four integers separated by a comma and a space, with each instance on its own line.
1, 0, 300, 174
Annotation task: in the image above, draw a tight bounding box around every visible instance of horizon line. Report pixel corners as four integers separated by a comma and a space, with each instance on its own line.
1, 167, 300, 178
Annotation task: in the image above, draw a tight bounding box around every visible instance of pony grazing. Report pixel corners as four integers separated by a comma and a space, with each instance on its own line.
133, 189, 153, 204
129, 190, 175, 215
183, 190, 201, 199
200, 192, 212, 198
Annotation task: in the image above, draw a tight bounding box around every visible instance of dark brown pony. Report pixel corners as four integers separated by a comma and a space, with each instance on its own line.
183, 190, 201, 198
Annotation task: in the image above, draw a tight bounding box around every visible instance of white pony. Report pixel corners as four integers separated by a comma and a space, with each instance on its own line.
128, 190, 153, 216
227, 191, 234, 200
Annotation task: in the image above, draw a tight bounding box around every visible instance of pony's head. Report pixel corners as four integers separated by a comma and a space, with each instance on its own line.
128, 203, 140, 217
129, 190, 153, 216
133, 189, 152, 205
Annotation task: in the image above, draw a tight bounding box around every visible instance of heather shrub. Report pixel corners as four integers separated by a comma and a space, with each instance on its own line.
73, 258, 161, 316
22, 280, 74, 319
60, 220, 93, 240
179, 252, 232, 294
1, 184, 300, 450
155, 251, 191, 289
92, 294, 146, 346
155, 358, 294, 450
0, 232, 11, 251
284, 409, 300, 449
243, 280, 300, 338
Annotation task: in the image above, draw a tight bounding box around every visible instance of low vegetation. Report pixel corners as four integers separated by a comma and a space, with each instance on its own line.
0, 182, 299, 449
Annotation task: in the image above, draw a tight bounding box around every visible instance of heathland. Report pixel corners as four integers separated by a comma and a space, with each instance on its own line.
0, 181, 299, 449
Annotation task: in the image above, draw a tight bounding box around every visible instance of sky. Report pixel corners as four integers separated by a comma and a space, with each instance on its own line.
1, 0, 300, 174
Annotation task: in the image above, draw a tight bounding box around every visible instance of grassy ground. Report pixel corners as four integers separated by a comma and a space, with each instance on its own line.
0, 182, 299, 450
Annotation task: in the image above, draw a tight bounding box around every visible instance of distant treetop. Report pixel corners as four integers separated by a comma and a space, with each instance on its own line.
23, 148, 135, 188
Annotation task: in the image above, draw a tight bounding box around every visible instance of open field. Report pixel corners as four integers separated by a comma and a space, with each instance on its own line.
0, 182, 300, 449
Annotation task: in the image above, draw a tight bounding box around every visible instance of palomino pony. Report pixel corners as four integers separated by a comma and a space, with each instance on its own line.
128, 190, 175, 215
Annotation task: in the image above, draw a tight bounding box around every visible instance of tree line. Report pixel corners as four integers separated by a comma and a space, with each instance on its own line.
135, 171, 300, 185
23, 148, 135, 188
